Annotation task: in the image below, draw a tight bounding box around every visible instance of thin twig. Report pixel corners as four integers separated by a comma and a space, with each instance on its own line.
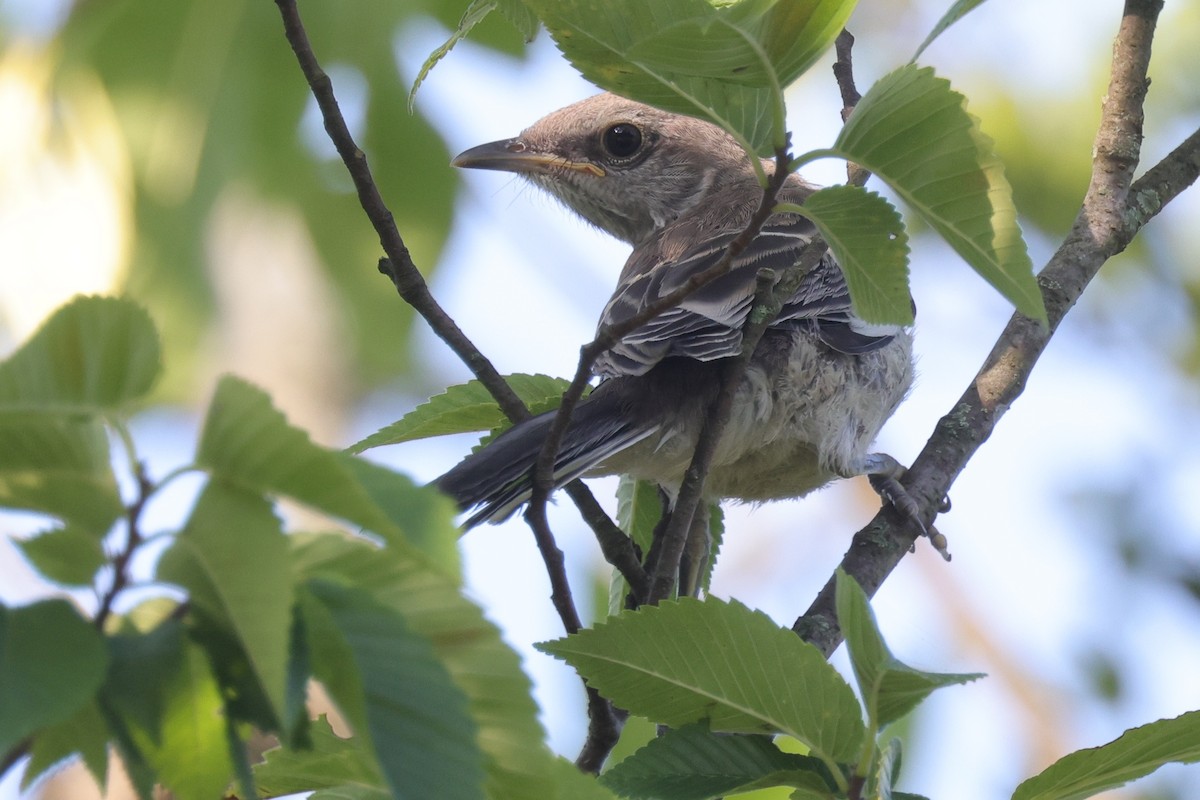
794, 0, 1196, 657
274, 0, 632, 639
832, 29, 870, 187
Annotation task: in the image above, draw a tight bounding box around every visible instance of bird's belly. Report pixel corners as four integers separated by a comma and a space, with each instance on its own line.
595, 329, 914, 503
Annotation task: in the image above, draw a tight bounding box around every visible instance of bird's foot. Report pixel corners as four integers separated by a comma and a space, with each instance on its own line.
858, 453, 952, 562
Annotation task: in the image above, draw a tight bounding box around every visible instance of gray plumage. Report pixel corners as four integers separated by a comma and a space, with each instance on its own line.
436, 93, 914, 527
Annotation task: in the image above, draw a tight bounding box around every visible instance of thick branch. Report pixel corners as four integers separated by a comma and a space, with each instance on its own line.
795, 0, 1198, 657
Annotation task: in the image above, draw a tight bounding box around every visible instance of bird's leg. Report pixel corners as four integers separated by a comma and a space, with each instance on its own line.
849, 453, 952, 561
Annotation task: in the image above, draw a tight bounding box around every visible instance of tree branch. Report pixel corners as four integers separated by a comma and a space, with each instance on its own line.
795, 0, 1198, 657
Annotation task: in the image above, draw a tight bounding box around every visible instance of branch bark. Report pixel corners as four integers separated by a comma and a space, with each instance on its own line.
795, 0, 1200, 657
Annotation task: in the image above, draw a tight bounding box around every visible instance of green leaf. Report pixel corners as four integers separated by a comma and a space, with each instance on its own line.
827, 64, 1046, 323
1011, 710, 1200, 800
538, 597, 866, 765
198, 376, 443, 554
873, 737, 902, 800
348, 373, 573, 453
601, 722, 837, 799
16, 525, 107, 587
22, 699, 109, 791
836, 571, 981, 730
308, 789, 392, 800
291, 532, 551, 800
785, 186, 912, 325
495, 0, 539, 40
0, 600, 109, 755
912, 0, 990, 61
254, 715, 384, 797
548, 755, 621, 800
100, 622, 235, 800
156, 481, 293, 724
608, 477, 663, 615
522, 0, 856, 152
410, 0, 499, 110
300, 580, 486, 800
523, 0, 776, 152
135, 639, 235, 800
0, 415, 124, 532
341, 455, 461, 574
0, 295, 161, 413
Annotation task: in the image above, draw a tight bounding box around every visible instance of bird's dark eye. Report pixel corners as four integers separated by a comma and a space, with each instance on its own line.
602, 123, 643, 158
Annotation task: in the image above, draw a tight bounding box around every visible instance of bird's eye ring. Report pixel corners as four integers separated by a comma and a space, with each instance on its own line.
601, 123, 643, 159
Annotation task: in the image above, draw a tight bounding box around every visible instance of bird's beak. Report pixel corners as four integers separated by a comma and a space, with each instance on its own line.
451, 138, 605, 177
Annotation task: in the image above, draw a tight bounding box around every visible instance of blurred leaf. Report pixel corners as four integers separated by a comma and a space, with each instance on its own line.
16, 525, 107, 587
56, 0, 457, 394
827, 64, 1046, 323
291, 532, 552, 800
912, 0, 991, 61
0, 415, 124, 532
0, 600, 109, 756
600, 722, 836, 799
22, 700, 110, 792
836, 571, 982, 730
100, 621, 234, 800
547, 755, 621, 800
308, 789, 391, 800
1011, 710, 1200, 800
198, 376, 418, 547
349, 373, 574, 453
157, 481, 293, 724
341, 456, 461, 576
300, 579, 486, 800
786, 185, 912, 325
133, 638, 235, 800
254, 715, 384, 797
538, 597, 866, 764
0, 295, 161, 413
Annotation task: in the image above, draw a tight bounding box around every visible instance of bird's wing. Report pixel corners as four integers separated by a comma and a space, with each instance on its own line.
595, 214, 901, 377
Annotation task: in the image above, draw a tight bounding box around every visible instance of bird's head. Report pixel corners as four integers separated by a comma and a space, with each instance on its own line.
452, 93, 758, 245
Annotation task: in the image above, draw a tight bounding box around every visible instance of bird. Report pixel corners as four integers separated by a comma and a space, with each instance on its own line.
435, 92, 916, 550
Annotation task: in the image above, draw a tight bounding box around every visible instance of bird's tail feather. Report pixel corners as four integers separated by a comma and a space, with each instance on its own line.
434, 390, 658, 527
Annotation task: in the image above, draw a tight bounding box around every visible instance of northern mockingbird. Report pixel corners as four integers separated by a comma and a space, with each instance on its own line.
436, 93, 915, 540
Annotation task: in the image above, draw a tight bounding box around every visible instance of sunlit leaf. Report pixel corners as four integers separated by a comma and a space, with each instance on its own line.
157, 481, 293, 724
824, 64, 1046, 322
0, 600, 109, 756
784, 185, 912, 325
538, 597, 865, 764
0, 295, 161, 413
1012, 710, 1200, 800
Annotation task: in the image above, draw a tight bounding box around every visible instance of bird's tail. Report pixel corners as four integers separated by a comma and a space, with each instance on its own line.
433, 386, 659, 527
